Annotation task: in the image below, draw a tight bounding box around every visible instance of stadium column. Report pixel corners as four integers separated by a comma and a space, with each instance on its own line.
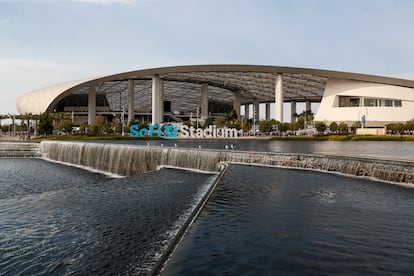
244, 104, 250, 119
201, 83, 208, 119
159, 80, 164, 122
305, 100, 311, 113
254, 101, 260, 121
233, 91, 241, 118
275, 74, 284, 122
128, 79, 134, 124
265, 103, 271, 121
291, 101, 297, 123
88, 84, 96, 125
152, 74, 164, 124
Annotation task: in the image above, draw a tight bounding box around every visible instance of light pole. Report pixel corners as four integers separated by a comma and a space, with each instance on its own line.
12, 114, 16, 136
121, 107, 125, 136
253, 105, 256, 136
195, 106, 200, 128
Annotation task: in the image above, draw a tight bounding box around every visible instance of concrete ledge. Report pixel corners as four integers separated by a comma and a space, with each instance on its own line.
39, 141, 414, 185
0, 142, 40, 157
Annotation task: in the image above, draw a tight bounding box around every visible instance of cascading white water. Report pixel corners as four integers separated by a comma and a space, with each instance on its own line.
39, 141, 414, 185
39, 141, 222, 175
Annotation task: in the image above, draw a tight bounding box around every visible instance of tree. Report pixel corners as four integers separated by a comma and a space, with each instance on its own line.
296, 117, 305, 129
8, 113, 17, 136
18, 112, 33, 136
405, 120, 414, 131
50, 112, 71, 130
329, 121, 338, 133
90, 115, 106, 135
315, 122, 327, 133
0, 114, 7, 128
0, 115, 7, 135
31, 114, 40, 136
80, 121, 89, 133
240, 118, 251, 132
38, 113, 53, 135
62, 120, 74, 134
227, 109, 238, 121
280, 122, 290, 132
289, 122, 298, 131
214, 117, 225, 128
338, 122, 349, 134
203, 117, 214, 128
351, 121, 362, 133
294, 110, 314, 129
259, 120, 272, 133
88, 124, 99, 135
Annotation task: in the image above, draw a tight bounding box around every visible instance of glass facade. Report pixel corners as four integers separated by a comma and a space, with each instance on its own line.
338, 96, 402, 107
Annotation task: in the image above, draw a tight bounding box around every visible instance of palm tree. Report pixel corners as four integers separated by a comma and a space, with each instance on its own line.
0, 114, 8, 135
51, 112, 71, 131
31, 114, 40, 137
18, 112, 33, 139
7, 113, 16, 136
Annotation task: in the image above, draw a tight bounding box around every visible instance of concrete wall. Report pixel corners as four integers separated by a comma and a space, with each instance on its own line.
39, 141, 414, 185
315, 78, 414, 126
0, 142, 40, 157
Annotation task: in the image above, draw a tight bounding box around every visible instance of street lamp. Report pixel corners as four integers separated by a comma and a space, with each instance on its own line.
195, 106, 200, 128
121, 107, 125, 136
253, 105, 256, 136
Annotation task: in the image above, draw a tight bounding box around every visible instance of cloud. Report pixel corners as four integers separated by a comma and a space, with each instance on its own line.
75, 0, 135, 5
0, 19, 9, 24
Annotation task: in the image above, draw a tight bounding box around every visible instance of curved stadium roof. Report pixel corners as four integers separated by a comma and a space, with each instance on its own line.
16, 64, 414, 115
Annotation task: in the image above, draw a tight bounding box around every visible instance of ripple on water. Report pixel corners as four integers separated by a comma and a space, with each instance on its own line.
162, 164, 414, 275
0, 158, 216, 275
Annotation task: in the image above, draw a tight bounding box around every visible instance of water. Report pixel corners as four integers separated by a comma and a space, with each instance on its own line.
0, 158, 216, 275
90, 139, 414, 161
2, 140, 414, 275
162, 164, 414, 275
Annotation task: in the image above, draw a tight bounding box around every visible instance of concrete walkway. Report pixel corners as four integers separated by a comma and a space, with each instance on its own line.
0, 135, 31, 142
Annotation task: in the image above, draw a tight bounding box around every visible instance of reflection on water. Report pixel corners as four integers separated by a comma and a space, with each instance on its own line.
0, 158, 215, 275
2, 149, 414, 274
162, 164, 414, 275
92, 139, 414, 161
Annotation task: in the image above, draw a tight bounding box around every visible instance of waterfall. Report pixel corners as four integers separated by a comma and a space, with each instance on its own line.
39, 141, 414, 185
39, 141, 222, 176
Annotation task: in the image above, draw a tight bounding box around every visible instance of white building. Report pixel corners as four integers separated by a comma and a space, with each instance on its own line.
16, 65, 414, 127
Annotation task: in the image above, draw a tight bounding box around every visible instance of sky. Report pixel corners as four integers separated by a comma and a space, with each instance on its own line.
1, 0, 414, 118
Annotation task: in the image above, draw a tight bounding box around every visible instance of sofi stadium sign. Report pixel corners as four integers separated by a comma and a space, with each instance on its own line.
129, 124, 238, 138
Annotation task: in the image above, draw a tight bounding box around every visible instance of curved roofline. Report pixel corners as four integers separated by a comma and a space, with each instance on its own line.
102, 64, 414, 88
17, 64, 414, 114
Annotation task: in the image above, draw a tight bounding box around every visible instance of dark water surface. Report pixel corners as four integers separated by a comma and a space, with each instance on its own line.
92, 139, 414, 161
0, 158, 215, 275
162, 164, 414, 275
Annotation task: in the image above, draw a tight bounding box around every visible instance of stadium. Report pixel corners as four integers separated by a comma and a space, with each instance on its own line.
16, 65, 414, 128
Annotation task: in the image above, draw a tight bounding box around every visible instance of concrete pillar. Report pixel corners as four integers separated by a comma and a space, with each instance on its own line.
291, 101, 297, 123
152, 75, 163, 124
305, 100, 311, 113
201, 83, 208, 118
233, 91, 241, 118
160, 80, 164, 121
275, 74, 284, 122
88, 84, 96, 125
244, 104, 250, 119
265, 103, 271, 121
253, 101, 260, 121
128, 79, 134, 123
